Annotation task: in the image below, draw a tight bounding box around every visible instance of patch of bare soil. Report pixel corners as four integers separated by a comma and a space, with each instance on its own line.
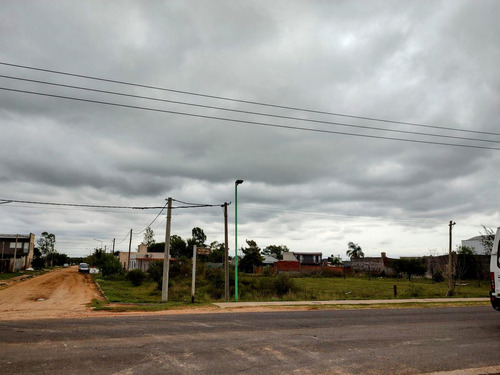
0, 266, 103, 321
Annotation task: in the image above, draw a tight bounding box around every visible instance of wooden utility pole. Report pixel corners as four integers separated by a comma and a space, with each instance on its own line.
112, 238, 115, 254
447, 221, 456, 296
192, 245, 197, 303
127, 229, 132, 271
223, 202, 229, 302
162, 197, 172, 302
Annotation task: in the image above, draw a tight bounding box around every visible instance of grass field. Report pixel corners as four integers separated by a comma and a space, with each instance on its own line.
94, 274, 490, 305
294, 277, 489, 300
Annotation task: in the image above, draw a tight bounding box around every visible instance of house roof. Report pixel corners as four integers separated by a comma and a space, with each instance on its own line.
262, 255, 278, 264
0, 234, 32, 240
463, 236, 483, 241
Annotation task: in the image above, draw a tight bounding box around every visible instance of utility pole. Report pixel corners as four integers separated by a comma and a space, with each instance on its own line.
191, 245, 197, 303
223, 202, 229, 302
12, 234, 18, 272
162, 197, 172, 302
127, 229, 132, 271
447, 221, 456, 296
112, 238, 115, 254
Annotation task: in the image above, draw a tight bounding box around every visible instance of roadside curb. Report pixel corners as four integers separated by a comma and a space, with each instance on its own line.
90, 276, 108, 302
213, 297, 489, 309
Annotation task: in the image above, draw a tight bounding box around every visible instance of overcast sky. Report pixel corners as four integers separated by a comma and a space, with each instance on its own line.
1, 1, 499, 258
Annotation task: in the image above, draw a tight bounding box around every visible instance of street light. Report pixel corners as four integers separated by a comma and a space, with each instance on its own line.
235, 179, 244, 302
93, 238, 103, 252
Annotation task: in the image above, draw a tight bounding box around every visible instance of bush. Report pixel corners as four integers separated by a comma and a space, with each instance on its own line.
101, 255, 124, 278
31, 256, 45, 270
273, 274, 296, 297
126, 269, 147, 286
147, 260, 164, 290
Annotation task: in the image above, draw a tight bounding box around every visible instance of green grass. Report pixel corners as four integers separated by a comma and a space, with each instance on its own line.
0, 270, 44, 281
94, 277, 162, 303
0, 272, 23, 280
93, 273, 490, 307
294, 277, 489, 300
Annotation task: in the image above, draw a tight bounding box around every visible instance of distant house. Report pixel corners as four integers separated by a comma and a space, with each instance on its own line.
462, 236, 488, 254
293, 252, 322, 266
0, 233, 35, 272
350, 252, 396, 276
262, 255, 278, 266
118, 243, 172, 271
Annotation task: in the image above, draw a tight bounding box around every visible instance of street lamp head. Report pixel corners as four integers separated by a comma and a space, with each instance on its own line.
235, 179, 244, 186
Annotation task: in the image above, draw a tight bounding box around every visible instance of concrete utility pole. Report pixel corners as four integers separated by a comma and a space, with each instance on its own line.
12, 234, 18, 272
235, 179, 243, 301
223, 202, 229, 302
127, 229, 132, 271
447, 221, 456, 296
162, 197, 172, 302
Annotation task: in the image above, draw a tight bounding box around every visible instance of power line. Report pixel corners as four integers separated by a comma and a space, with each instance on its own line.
1, 74, 497, 144
1, 86, 499, 151
134, 202, 168, 235
0, 198, 165, 210
1, 60, 497, 137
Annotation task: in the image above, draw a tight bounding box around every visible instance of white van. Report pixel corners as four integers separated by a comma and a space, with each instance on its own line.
490, 227, 500, 311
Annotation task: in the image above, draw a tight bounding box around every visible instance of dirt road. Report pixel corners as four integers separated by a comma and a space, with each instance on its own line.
0, 266, 102, 320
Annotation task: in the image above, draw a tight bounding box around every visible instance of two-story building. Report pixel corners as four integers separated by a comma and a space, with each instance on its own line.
0, 233, 35, 272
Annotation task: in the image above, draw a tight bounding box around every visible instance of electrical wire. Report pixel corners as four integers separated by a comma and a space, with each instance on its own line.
1, 74, 497, 144
1, 60, 498, 137
0, 198, 164, 210
1, 86, 499, 151
134, 201, 168, 235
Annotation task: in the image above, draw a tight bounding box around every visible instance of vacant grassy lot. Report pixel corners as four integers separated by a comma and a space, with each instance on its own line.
294, 277, 489, 300
94, 274, 489, 305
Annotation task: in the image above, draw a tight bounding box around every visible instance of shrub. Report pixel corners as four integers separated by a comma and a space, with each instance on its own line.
273, 274, 296, 297
31, 256, 45, 270
147, 260, 164, 290
100, 254, 124, 278
126, 269, 147, 286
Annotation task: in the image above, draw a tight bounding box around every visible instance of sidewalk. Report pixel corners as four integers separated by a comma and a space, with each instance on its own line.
214, 297, 489, 309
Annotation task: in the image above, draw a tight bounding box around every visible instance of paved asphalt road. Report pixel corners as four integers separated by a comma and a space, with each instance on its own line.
1, 306, 499, 375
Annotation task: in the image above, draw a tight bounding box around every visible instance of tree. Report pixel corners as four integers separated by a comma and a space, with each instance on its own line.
456, 245, 478, 282
87, 248, 122, 278
346, 242, 364, 259
479, 225, 494, 255
239, 239, 263, 273
37, 232, 56, 266
170, 235, 189, 258
207, 241, 225, 263
142, 226, 155, 248
262, 244, 289, 260
328, 255, 342, 266
186, 227, 207, 258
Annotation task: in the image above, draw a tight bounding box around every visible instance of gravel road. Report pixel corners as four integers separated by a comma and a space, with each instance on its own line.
0, 266, 102, 320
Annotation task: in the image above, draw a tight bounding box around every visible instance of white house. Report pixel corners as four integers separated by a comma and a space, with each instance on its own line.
461, 236, 487, 254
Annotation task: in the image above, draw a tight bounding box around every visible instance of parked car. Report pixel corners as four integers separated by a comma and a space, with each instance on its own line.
78, 263, 90, 273
63, 263, 69, 268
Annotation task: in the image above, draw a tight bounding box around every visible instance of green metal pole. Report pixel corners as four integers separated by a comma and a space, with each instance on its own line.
235, 183, 238, 302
